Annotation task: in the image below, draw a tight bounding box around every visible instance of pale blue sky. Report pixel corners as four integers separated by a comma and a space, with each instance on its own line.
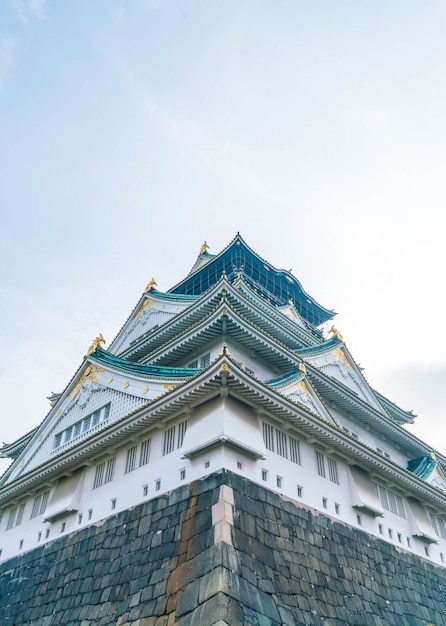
1, 1, 446, 470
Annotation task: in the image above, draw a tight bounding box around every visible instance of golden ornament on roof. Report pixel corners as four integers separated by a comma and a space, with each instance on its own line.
329, 326, 344, 342
87, 333, 106, 355
199, 241, 209, 255
144, 278, 157, 293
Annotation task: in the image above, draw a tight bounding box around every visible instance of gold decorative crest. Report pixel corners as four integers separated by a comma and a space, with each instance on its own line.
70, 364, 105, 398
136, 298, 155, 318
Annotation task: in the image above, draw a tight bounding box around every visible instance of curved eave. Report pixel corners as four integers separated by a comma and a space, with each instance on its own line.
373, 390, 416, 425
1, 356, 446, 511
0, 428, 38, 460
297, 335, 342, 356
91, 346, 202, 379
168, 234, 335, 327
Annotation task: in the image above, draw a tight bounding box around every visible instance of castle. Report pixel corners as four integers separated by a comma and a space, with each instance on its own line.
1, 234, 446, 625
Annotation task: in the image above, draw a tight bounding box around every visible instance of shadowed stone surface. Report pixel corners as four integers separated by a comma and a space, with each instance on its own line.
1, 470, 446, 625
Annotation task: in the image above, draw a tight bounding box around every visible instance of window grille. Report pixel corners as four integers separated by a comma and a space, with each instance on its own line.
104, 458, 115, 484
328, 457, 339, 484
30, 490, 50, 519
289, 437, 300, 464
6, 503, 26, 530
375, 484, 406, 518
263, 423, 274, 452
139, 438, 151, 466
200, 352, 210, 367
163, 426, 176, 455
54, 402, 112, 450
125, 446, 137, 473
93, 462, 105, 489
177, 420, 188, 448
316, 451, 326, 478
276, 430, 288, 458
429, 513, 446, 539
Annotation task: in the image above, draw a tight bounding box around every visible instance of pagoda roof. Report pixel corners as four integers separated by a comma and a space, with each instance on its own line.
90, 346, 201, 378
168, 234, 334, 328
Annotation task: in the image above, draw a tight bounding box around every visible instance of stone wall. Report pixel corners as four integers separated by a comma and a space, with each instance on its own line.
1, 470, 445, 625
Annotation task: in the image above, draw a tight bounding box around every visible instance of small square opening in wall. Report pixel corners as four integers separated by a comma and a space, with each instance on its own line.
425, 546, 430, 556
237, 461, 243, 470
322, 497, 328, 509
61, 522, 66, 533
88, 509, 93, 520
356, 514, 362, 526
397, 533, 402, 543
19, 540, 23, 550
45, 529, 50, 539
441, 553, 444, 563
205, 460, 210, 469
262, 469, 268, 482
78, 514, 83, 525
155, 479, 161, 492
276, 476, 282, 488
297, 485, 303, 498
378, 524, 383, 535
388, 529, 393, 539
335, 503, 340, 515
37, 532, 42, 542
406, 537, 411, 547
180, 469, 186, 481
111, 499, 116, 510
143, 484, 148, 497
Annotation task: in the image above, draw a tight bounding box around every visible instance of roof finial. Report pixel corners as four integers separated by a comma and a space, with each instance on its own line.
144, 278, 157, 293
87, 333, 106, 356
199, 241, 209, 255
329, 326, 344, 342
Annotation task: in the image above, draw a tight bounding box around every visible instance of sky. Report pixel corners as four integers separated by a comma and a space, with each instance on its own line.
1, 0, 446, 473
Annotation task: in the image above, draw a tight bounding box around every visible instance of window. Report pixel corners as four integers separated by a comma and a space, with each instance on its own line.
163, 426, 176, 455
163, 420, 188, 455
237, 461, 243, 470
139, 438, 151, 466
276, 430, 288, 458
388, 529, 393, 539
289, 437, 300, 464
277, 476, 282, 488
200, 352, 210, 367
375, 484, 406, 518
205, 460, 210, 469
378, 524, 383, 535
30, 490, 50, 519
328, 458, 339, 484
19, 539, 23, 549
177, 420, 187, 448
262, 423, 300, 464
335, 503, 340, 515
397, 533, 402, 543
180, 469, 186, 481
37, 532, 42, 542
262, 469, 268, 482
61, 522, 66, 533
111, 499, 116, 510
429, 513, 446, 540
356, 514, 362, 525
53, 403, 112, 451
125, 446, 137, 473
93, 457, 115, 489
155, 480, 161, 492
6, 503, 25, 530
263, 423, 274, 452
316, 451, 339, 484
297, 485, 303, 498
322, 497, 328, 509
316, 451, 326, 478
143, 485, 148, 496
45, 528, 50, 538
78, 514, 83, 525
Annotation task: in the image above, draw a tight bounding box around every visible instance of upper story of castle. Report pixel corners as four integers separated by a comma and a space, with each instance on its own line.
1, 234, 445, 565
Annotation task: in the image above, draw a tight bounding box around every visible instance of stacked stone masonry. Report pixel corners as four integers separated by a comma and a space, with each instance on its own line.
1, 470, 445, 625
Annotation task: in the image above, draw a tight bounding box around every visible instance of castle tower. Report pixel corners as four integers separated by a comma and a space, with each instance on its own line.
1, 234, 446, 624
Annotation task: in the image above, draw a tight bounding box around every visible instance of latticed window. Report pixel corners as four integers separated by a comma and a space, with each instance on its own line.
375, 484, 406, 518
30, 490, 50, 519
6, 503, 25, 530
316, 451, 326, 478
276, 430, 288, 458
163, 426, 176, 455
139, 438, 151, 466
177, 420, 188, 448
125, 446, 137, 473
93, 457, 115, 489
328, 458, 339, 484
430, 513, 446, 539
289, 437, 300, 465
263, 423, 275, 452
